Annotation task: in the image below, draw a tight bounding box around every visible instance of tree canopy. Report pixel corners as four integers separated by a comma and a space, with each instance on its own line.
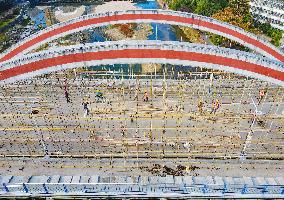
166, 0, 229, 16
165, 0, 283, 47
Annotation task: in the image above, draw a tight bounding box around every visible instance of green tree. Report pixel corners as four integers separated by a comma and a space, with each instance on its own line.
254, 22, 283, 47
167, 0, 228, 16
195, 0, 211, 16
229, 0, 249, 14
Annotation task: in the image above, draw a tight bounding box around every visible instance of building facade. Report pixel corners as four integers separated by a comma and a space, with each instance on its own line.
249, 0, 284, 31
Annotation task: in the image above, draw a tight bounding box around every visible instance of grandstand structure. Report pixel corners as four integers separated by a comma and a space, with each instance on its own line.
0, 9, 283, 199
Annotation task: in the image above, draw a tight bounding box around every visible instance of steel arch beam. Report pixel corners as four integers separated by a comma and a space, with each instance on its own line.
0, 9, 283, 63
0, 41, 283, 86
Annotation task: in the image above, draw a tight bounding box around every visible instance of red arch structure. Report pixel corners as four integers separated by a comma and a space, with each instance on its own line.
0, 41, 283, 86
0, 10, 283, 63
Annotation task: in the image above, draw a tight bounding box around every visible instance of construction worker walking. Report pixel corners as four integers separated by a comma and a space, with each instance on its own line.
258, 89, 266, 105
210, 99, 220, 114
143, 91, 149, 102
64, 87, 70, 103
83, 101, 90, 117
197, 99, 204, 114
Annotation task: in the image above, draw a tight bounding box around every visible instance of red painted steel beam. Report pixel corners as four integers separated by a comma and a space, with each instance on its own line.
0, 14, 283, 63
0, 49, 283, 83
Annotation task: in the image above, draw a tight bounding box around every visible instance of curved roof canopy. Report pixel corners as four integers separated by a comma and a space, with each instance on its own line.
1, 41, 283, 86
0, 10, 283, 63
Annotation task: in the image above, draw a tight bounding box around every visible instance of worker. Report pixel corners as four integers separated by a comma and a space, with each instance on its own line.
82, 101, 90, 117
197, 99, 204, 114
258, 89, 265, 105
64, 86, 70, 103
143, 91, 149, 102
210, 99, 220, 114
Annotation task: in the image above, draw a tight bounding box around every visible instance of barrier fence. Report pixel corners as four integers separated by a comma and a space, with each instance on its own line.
1, 175, 283, 198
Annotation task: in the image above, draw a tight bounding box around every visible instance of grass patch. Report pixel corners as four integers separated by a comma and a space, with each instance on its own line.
0, 17, 15, 29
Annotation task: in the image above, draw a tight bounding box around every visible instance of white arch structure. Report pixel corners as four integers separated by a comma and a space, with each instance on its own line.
0, 41, 283, 86
0, 9, 284, 63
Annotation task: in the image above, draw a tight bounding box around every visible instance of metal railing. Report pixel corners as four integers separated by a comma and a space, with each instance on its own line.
1, 175, 283, 198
